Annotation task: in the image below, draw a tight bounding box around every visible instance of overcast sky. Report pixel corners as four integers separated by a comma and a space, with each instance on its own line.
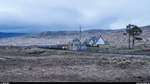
0, 0, 150, 33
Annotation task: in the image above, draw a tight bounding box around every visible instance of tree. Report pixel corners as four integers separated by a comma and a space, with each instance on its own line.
126, 24, 143, 49
130, 25, 142, 48
126, 24, 134, 49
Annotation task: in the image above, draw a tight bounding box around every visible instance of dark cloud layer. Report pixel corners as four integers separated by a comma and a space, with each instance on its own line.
0, 0, 150, 32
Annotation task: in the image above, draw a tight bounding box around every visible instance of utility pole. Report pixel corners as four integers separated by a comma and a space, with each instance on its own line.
79, 25, 82, 50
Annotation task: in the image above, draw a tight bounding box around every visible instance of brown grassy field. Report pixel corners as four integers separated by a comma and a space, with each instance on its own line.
0, 46, 150, 82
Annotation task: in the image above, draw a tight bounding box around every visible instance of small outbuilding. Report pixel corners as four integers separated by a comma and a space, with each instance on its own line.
68, 38, 81, 51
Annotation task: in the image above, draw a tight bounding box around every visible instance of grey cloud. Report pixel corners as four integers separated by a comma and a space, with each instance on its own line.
0, 0, 150, 32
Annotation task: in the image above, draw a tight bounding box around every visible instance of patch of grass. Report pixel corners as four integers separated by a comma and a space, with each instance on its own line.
87, 46, 133, 51
93, 54, 121, 57
41, 49, 60, 55
41, 49, 150, 63
133, 56, 150, 62
87, 47, 110, 51
59, 51, 91, 56
87, 46, 138, 51
41, 49, 93, 56
122, 55, 150, 62
61, 51, 76, 55
135, 49, 150, 52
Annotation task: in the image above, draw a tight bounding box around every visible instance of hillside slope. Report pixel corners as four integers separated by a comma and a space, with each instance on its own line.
0, 26, 149, 48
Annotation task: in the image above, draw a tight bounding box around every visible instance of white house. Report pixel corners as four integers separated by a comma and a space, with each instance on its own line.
85, 33, 105, 46
96, 36, 105, 45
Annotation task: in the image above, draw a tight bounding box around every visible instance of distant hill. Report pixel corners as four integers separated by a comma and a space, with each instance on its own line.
0, 25, 149, 48
0, 32, 29, 39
